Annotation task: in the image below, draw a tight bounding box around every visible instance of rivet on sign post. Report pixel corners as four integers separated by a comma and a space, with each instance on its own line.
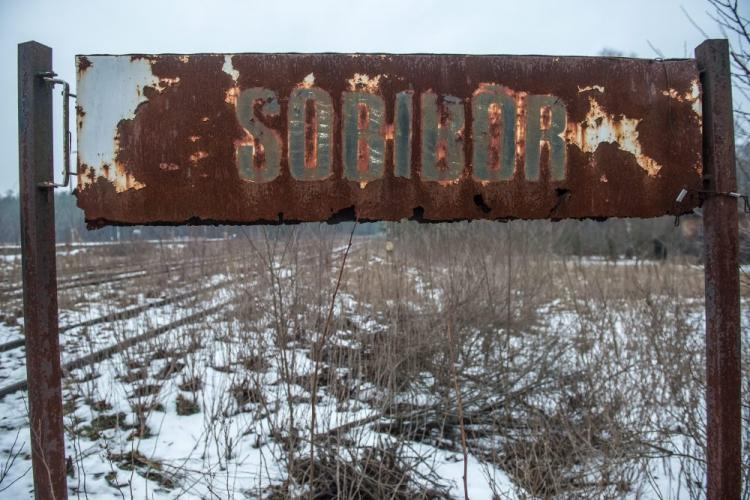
695, 39, 741, 500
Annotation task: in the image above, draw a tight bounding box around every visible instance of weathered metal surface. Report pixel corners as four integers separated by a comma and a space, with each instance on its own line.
696, 39, 741, 500
75, 53, 704, 225
18, 41, 68, 499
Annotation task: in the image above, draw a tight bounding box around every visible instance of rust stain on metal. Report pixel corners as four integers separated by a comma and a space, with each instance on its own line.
75, 53, 704, 226
159, 162, 180, 171
304, 99, 317, 170
78, 55, 92, 72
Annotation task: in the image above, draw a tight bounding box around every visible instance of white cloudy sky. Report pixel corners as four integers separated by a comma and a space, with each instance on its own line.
0, 0, 741, 194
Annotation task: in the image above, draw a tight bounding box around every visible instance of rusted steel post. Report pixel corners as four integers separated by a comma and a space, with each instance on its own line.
696, 39, 741, 499
18, 41, 68, 500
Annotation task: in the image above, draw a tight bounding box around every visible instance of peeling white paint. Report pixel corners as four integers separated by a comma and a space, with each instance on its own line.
691, 80, 702, 118
157, 76, 180, 90
224, 86, 240, 106
662, 79, 702, 118
189, 151, 209, 164
222, 55, 239, 83
222, 57, 241, 106
577, 85, 605, 93
77, 56, 158, 192
301, 72, 315, 88
347, 73, 382, 93
566, 97, 662, 177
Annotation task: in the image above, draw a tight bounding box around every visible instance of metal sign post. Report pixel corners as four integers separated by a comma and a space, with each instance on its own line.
18, 41, 68, 500
696, 39, 741, 499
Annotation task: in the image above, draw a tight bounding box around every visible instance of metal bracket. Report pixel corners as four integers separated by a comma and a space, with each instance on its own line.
37, 71, 76, 189
675, 186, 750, 214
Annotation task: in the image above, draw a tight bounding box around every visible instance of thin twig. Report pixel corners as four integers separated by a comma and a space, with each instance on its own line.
309, 222, 357, 496
446, 315, 470, 500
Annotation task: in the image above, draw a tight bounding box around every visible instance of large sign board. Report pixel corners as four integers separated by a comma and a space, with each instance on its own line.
75, 53, 703, 225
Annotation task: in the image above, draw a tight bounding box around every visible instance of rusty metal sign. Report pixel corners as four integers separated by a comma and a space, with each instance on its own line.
75, 53, 703, 225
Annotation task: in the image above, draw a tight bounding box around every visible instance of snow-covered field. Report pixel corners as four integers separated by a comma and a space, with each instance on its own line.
0, 235, 745, 499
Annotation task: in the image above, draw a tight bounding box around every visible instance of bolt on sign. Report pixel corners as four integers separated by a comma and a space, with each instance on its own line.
75, 53, 703, 225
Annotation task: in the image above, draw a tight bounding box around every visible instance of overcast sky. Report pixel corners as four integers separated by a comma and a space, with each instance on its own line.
0, 0, 740, 194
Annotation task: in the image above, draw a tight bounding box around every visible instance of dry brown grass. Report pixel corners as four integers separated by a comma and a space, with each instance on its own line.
2, 223, 744, 498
